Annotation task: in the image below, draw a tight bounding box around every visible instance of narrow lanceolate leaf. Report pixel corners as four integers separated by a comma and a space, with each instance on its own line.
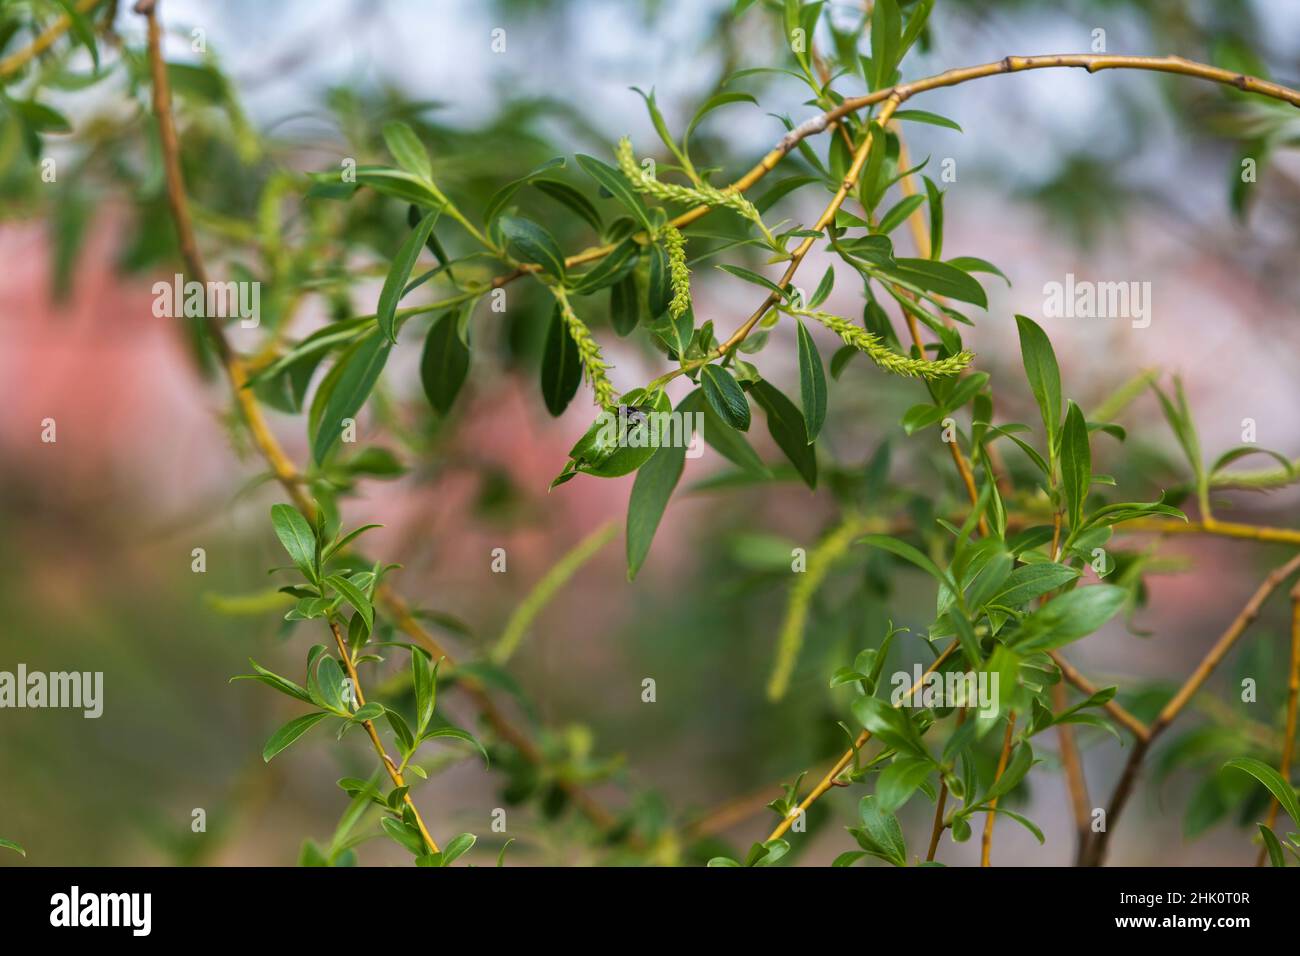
700, 365, 750, 432
627, 396, 698, 579
378, 211, 439, 343
988, 562, 1079, 609
498, 215, 566, 280
1014, 315, 1061, 451
262, 712, 330, 762
230, 658, 313, 704
1257, 825, 1286, 867
420, 311, 470, 414
796, 320, 827, 442
609, 273, 641, 337
0, 838, 25, 857
1224, 757, 1300, 827
574, 153, 655, 235
1060, 400, 1091, 532
271, 503, 317, 579
421, 726, 490, 766
326, 574, 374, 633
750, 379, 816, 489
1012, 585, 1126, 652
885, 258, 987, 307
381, 121, 433, 182
310, 331, 392, 465
541, 304, 582, 416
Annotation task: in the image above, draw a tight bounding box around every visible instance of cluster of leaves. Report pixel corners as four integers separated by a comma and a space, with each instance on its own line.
4, 0, 1298, 867
231, 505, 488, 866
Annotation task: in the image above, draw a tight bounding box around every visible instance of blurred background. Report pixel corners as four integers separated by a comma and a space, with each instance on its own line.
1, 0, 1298, 866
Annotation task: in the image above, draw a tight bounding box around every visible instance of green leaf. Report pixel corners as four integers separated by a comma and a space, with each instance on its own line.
351, 702, 384, 722
439, 832, 477, 867
411, 649, 436, 736
482, 157, 566, 225
0, 838, 25, 857
230, 658, 313, 704
378, 211, 439, 343
718, 263, 789, 300
354, 166, 443, 207
1014, 315, 1061, 451
796, 320, 827, 442
534, 180, 603, 232
384, 706, 416, 756
570, 238, 639, 297
685, 91, 758, 145
852, 696, 928, 760
1012, 585, 1127, 653
1060, 400, 1091, 533
609, 273, 641, 336
699, 398, 768, 474
884, 258, 986, 307
309, 331, 391, 465
1224, 757, 1300, 827
315, 656, 347, 712
924, 177, 944, 260
420, 726, 490, 766
575, 154, 655, 235
498, 215, 566, 281
875, 756, 932, 813
326, 574, 374, 633
380, 817, 427, 855
985, 742, 1033, 802
263, 712, 330, 762
855, 795, 907, 866
381, 121, 432, 182
271, 504, 318, 579
647, 242, 671, 317
870, 0, 902, 90
892, 109, 961, 132
420, 310, 470, 415
858, 533, 955, 591
1258, 824, 1286, 867
989, 562, 1079, 609
750, 379, 816, 489
541, 304, 582, 416
875, 194, 925, 236
983, 807, 1044, 844
809, 265, 835, 309
701, 365, 750, 432
54, 0, 99, 70
626, 440, 689, 580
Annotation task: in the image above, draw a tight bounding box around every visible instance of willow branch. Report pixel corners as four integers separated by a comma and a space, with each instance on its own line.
328, 621, 438, 854
1083, 551, 1300, 866
1257, 582, 1300, 865
138, 0, 623, 843
492, 54, 1299, 292
980, 712, 1017, 866
1119, 517, 1300, 548
0, 0, 103, 78
1049, 651, 1150, 742
764, 640, 957, 842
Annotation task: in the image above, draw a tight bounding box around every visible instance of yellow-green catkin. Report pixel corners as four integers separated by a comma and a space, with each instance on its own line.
791, 307, 973, 379
663, 225, 690, 321
767, 518, 871, 701
555, 290, 617, 408
615, 138, 775, 246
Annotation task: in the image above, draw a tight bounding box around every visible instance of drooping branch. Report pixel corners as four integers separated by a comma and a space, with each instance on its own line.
136, 0, 625, 845
490, 54, 1299, 293
1082, 552, 1300, 866
1257, 582, 1300, 865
